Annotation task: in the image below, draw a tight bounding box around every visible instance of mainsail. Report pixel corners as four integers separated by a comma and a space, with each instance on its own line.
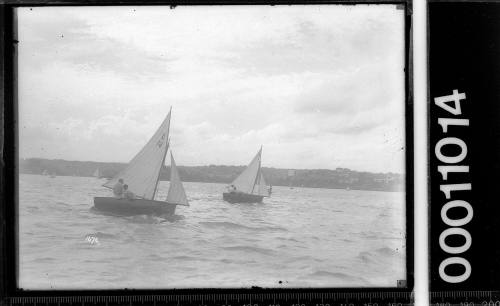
230, 147, 270, 196
103, 109, 171, 200
166, 152, 189, 206
93, 168, 100, 178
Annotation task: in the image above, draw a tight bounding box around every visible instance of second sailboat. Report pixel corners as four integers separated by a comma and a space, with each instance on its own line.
223, 147, 271, 203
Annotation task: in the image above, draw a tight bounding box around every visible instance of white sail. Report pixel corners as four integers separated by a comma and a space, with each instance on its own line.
231, 147, 269, 196
103, 110, 171, 200
93, 168, 100, 177
166, 152, 189, 206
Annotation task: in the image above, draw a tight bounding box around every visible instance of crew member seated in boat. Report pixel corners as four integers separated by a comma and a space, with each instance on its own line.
227, 184, 237, 193
113, 178, 124, 198
122, 184, 136, 199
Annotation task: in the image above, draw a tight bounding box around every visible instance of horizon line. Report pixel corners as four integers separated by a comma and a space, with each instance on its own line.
20, 156, 404, 175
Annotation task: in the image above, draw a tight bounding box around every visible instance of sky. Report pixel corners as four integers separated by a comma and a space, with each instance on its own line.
17, 5, 406, 173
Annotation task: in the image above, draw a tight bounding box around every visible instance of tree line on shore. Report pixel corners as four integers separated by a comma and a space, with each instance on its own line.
19, 158, 404, 192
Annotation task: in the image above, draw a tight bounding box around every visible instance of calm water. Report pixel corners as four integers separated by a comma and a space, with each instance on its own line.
18, 174, 406, 289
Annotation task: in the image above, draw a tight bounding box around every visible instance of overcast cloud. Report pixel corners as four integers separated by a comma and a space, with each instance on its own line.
18, 5, 406, 173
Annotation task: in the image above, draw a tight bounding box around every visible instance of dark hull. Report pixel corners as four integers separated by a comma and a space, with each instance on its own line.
222, 192, 264, 203
93, 197, 176, 216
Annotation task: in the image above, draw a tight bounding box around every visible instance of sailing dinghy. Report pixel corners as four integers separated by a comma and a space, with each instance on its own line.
93, 109, 189, 216
223, 147, 271, 203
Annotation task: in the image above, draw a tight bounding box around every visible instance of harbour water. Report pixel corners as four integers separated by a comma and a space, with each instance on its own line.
18, 174, 406, 289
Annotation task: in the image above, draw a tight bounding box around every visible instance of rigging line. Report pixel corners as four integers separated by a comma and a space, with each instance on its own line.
153, 138, 169, 201
152, 108, 172, 200
251, 151, 262, 195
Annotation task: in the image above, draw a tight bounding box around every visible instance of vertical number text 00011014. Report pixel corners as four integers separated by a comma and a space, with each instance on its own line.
428, 3, 500, 294
433, 90, 472, 284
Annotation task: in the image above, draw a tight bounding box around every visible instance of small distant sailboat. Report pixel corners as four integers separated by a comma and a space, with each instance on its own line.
93, 108, 189, 216
93, 168, 100, 178
42, 169, 49, 176
223, 147, 271, 203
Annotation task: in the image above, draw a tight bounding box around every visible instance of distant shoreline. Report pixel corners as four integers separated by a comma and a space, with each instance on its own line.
19, 158, 404, 192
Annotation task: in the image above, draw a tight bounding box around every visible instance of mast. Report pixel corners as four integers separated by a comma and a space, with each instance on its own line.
152, 138, 170, 200
150, 106, 172, 200
250, 146, 262, 194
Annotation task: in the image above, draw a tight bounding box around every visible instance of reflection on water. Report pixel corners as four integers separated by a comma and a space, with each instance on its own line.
18, 174, 406, 289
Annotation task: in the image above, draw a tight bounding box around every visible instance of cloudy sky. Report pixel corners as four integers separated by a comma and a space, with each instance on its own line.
17, 5, 406, 173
